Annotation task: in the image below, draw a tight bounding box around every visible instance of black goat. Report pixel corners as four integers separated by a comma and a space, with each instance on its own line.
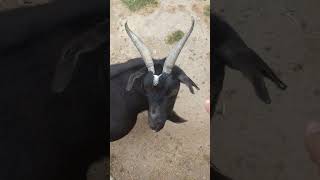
0, 1, 107, 180
108, 19, 199, 140
0, 1, 199, 179
110, 57, 198, 141
211, 13, 287, 179
52, 16, 199, 180
52, 17, 199, 142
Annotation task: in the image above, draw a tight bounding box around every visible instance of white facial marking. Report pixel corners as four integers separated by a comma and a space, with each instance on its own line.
153, 74, 162, 86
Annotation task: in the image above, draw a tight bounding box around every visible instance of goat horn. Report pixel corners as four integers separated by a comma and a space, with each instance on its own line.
162, 17, 195, 74
125, 22, 155, 73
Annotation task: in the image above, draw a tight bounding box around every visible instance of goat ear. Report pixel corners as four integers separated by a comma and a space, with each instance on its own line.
52, 22, 107, 93
168, 111, 187, 123
51, 45, 81, 93
177, 70, 200, 94
126, 67, 147, 91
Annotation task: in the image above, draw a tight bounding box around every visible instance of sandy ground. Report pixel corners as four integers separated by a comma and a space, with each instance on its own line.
213, 0, 320, 180
110, 0, 210, 180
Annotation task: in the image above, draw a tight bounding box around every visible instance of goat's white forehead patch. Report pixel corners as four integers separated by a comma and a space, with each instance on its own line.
153, 74, 162, 86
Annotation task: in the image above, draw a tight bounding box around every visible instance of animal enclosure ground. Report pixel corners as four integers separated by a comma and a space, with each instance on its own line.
110, 0, 210, 179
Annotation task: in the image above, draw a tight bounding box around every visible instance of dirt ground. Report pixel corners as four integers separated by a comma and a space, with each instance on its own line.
110, 0, 210, 180
213, 0, 320, 180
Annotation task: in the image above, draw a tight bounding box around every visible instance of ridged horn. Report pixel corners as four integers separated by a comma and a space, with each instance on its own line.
162, 17, 195, 74
125, 22, 155, 73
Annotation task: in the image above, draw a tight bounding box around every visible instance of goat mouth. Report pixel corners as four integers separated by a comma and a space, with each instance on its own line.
153, 128, 161, 132
149, 122, 165, 132
150, 125, 164, 132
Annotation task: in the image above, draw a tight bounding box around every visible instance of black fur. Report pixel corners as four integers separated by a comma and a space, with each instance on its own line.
0, 1, 107, 179
0, 0, 106, 53
109, 58, 199, 141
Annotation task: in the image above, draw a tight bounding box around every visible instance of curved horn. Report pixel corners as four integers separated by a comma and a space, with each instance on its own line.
162, 17, 195, 74
125, 22, 155, 73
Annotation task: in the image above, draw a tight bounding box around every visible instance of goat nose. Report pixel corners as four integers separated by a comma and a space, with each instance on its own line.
150, 111, 157, 119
